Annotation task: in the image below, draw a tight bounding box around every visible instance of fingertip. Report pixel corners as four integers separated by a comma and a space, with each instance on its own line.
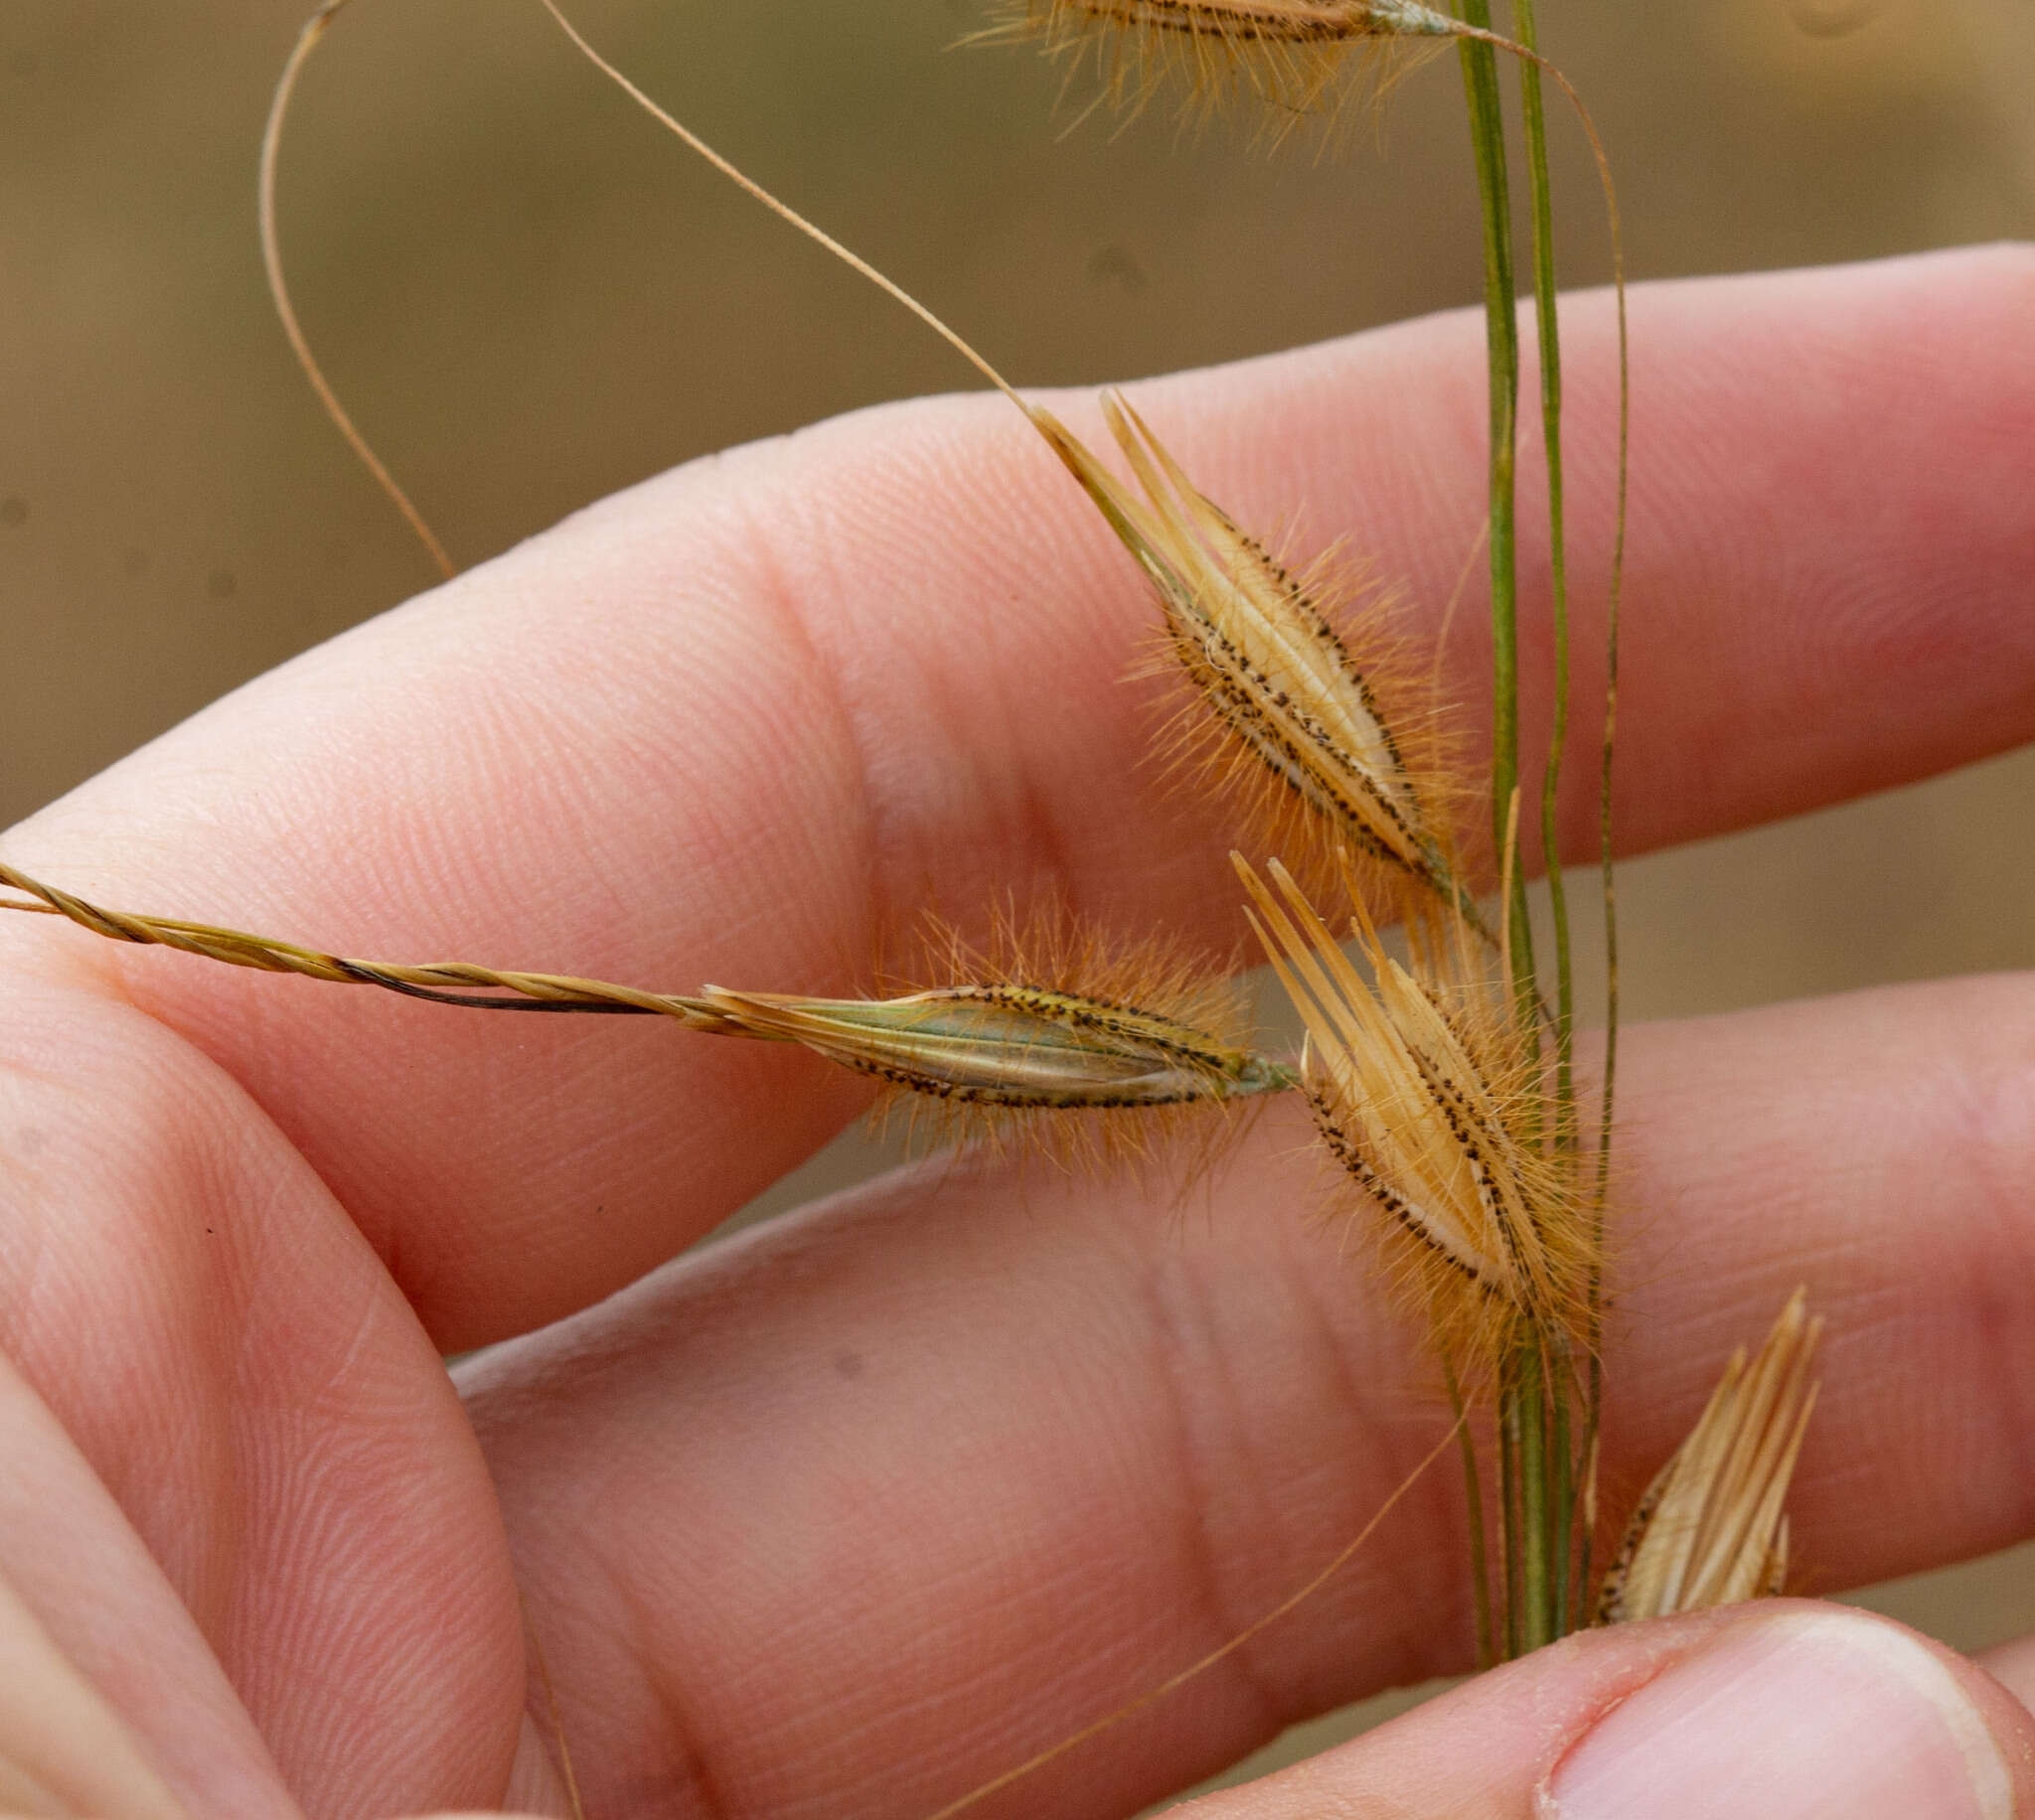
1181, 1603, 2035, 1820
1975, 1630, 2035, 1718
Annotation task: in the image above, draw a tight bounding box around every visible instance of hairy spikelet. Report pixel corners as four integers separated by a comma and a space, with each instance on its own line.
1136, 538, 1470, 919
705, 908, 1295, 1170
0, 860, 1293, 1174
1598, 1291, 1821, 1623
1035, 396, 1471, 922
1236, 855, 1592, 1365
983, 0, 1455, 130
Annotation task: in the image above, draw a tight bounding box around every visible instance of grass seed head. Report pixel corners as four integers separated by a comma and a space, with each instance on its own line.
701, 982, 1288, 1107
1597, 1290, 1822, 1623
704, 907, 1294, 1171
985, 0, 1455, 132
1236, 854, 1593, 1366
1034, 395, 1468, 916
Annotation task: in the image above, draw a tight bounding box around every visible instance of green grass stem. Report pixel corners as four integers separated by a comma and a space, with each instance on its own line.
1444, 1356, 1495, 1671
1508, 0, 1582, 1636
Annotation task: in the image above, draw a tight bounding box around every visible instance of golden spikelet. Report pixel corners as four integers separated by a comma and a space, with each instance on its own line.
0, 857, 1300, 1186
0, 862, 1289, 1171
983, 0, 1455, 128
706, 908, 1295, 1169
1235, 854, 1592, 1364
1034, 396, 1469, 918
1598, 1291, 1822, 1623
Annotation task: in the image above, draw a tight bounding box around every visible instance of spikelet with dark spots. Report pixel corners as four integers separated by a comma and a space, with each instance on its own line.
1033, 396, 1471, 921
982, 0, 1456, 132
1236, 854, 1593, 1366
1598, 1291, 1821, 1623
704, 907, 1294, 1171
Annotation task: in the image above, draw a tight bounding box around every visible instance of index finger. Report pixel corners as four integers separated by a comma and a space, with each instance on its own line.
2, 244, 2030, 1348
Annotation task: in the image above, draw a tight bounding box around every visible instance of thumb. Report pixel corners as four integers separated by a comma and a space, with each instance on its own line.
1184, 1602, 2032, 1820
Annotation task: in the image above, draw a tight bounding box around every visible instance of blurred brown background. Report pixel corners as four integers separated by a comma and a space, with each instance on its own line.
4, 0, 2033, 1784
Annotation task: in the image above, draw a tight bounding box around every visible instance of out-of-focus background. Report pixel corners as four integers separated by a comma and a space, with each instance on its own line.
4, 0, 2032, 1788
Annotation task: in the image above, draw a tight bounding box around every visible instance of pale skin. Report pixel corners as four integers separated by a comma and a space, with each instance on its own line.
2, 245, 2035, 1820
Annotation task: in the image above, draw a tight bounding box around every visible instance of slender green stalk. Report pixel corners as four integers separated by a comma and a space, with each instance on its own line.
1444, 1356, 1495, 1671
1548, 1341, 1572, 1624
1509, 0, 1571, 1118
1513, 1340, 1555, 1650
1497, 1374, 1522, 1658
1581, 462, 1626, 1624
1583, 79, 1634, 1627
1454, 6, 1532, 1001
1461, 1, 1569, 1657
1508, 0, 1581, 1636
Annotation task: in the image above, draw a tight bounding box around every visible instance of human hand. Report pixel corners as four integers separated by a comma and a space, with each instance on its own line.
2, 244, 2033, 1820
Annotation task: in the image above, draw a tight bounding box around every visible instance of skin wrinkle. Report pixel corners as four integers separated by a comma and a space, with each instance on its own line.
758, 411, 1152, 979
1939, 1222, 2035, 1545
709, 478, 888, 989
1849, 1018, 2035, 1545
1245, 1204, 1473, 1701
398, 532, 882, 1317
1022, 1227, 1302, 1806
722, 413, 1122, 991
474, 1284, 827, 1820
1969, 1288, 2035, 1539
594, 1333, 789, 1820
641, 1610, 733, 1820
883, 478, 1156, 941
226, 1286, 511, 1814
17, 1064, 232, 1515
1136, 1233, 1295, 1761
10, 999, 519, 1818
0, 1099, 61, 1374
0, 1347, 300, 1820
1619, 982, 2035, 1563
1288, 1139, 1484, 1688
497, 1147, 1456, 1820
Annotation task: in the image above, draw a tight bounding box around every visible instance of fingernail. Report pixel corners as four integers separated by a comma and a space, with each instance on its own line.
1543, 1608, 2015, 1820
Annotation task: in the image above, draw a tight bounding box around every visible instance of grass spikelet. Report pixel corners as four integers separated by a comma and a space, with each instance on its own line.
1234, 853, 1593, 1366
1034, 396, 1475, 923
1136, 526, 1473, 919
980, 0, 1454, 132
1597, 1290, 1822, 1623
0, 863, 1292, 1178
708, 907, 1294, 1169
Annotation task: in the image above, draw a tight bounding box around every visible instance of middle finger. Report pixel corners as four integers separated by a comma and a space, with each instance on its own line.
459, 967, 2035, 1820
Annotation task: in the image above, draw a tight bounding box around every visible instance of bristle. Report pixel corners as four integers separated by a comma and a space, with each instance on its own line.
705, 908, 1296, 1173
980, 0, 1455, 133
1234, 855, 1593, 1367
1598, 1290, 1822, 1623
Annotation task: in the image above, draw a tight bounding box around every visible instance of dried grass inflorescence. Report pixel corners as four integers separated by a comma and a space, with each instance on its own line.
1237, 854, 1594, 1367
705, 908, 1294, 1167
704, 981, 1286, 1108
989, 0, 1455, 126
0, 864, 1289, 1163
1033, 395, 1470, 917
1597, 1290, 1822, 1623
